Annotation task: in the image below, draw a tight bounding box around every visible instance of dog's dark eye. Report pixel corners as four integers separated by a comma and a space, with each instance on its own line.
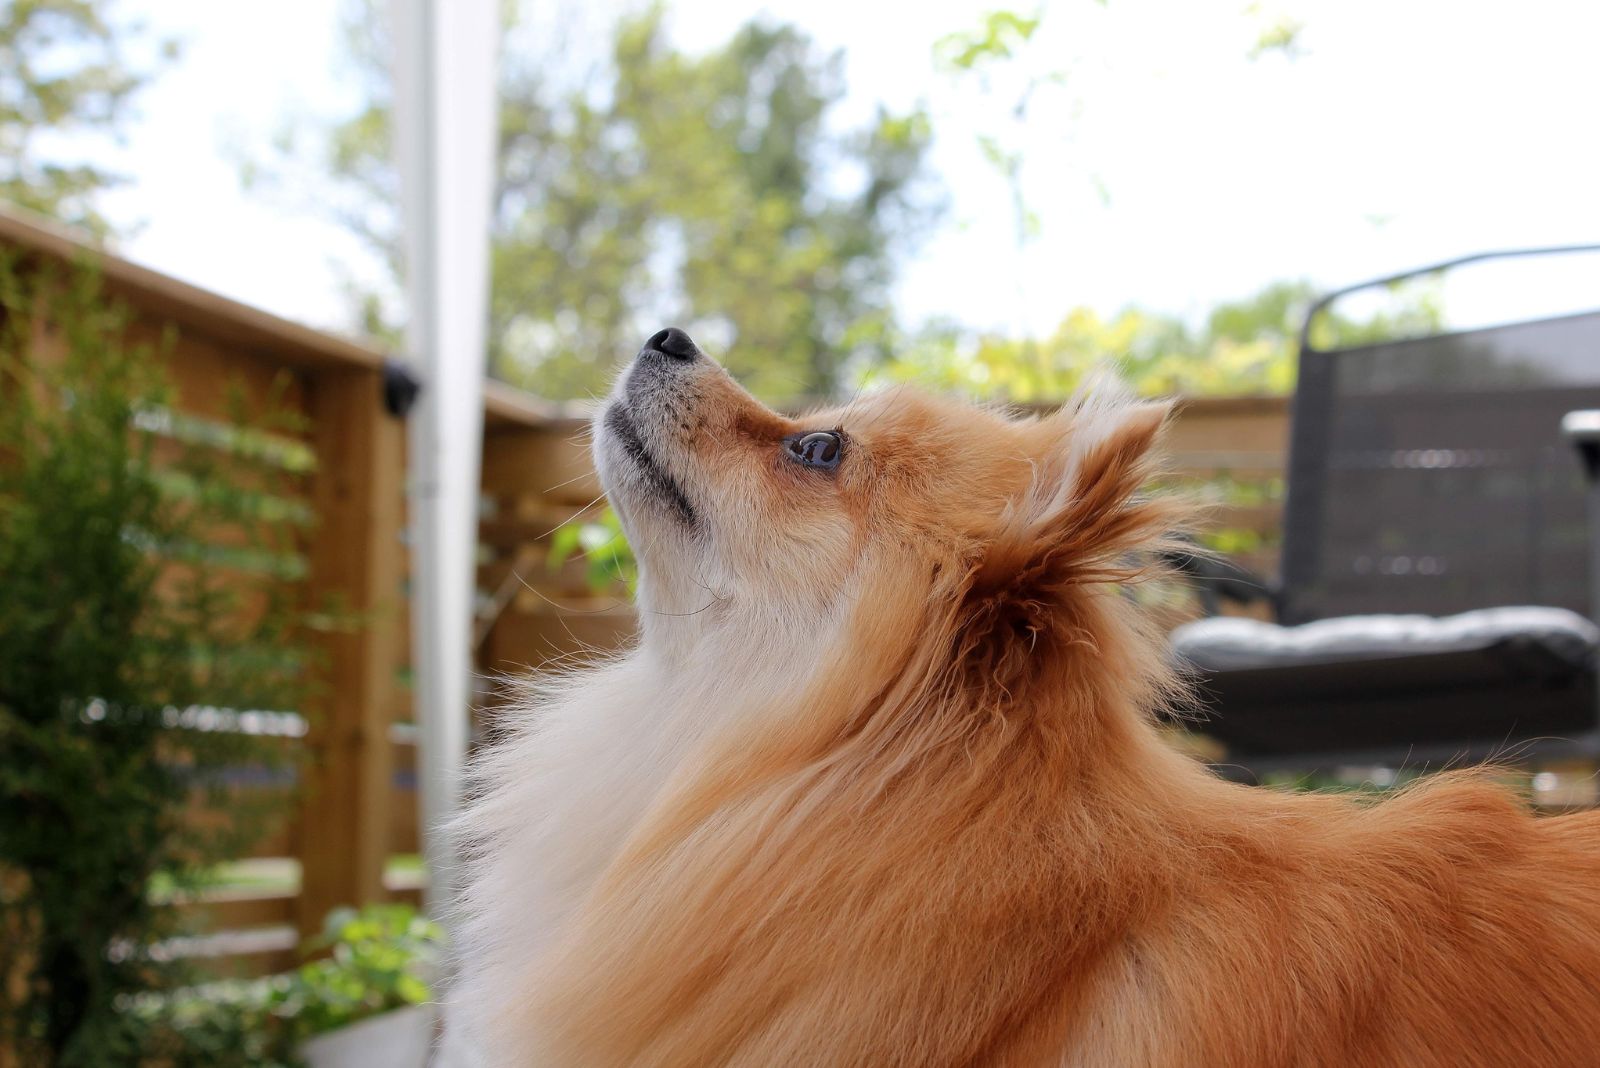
785, 430, 842, 470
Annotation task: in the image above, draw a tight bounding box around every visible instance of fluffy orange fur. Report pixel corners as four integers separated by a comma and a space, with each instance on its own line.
457, 354, 1600, 1067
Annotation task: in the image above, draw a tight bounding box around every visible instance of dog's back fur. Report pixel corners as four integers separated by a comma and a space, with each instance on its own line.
453, 357, 1600, 1067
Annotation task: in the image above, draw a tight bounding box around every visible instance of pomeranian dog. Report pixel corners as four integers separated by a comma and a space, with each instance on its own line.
453, 328, 1600, 1067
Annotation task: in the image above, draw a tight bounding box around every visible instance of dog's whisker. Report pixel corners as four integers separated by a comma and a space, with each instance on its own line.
536, 492, 609, 540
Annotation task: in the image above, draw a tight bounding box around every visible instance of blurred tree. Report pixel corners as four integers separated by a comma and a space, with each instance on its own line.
0, 0, 174, 236
934, 8, 1053, 256
0, 256, 310, 1064
906, 5, 1435, 402
875, 278, 1444, 400
260, 2, 938, 402
933, 4, 1315, 343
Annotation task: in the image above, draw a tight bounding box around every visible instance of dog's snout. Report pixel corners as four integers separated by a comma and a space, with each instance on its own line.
644, 327, 701, 362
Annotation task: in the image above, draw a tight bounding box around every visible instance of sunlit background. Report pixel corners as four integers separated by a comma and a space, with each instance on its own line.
21, 0, 1600, 403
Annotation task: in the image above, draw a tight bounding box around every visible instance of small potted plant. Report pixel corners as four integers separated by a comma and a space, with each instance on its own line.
277, 904, 444, 1068
134, 905, 444, 1066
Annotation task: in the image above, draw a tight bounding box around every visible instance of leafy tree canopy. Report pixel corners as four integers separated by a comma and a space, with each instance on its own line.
875, 278, 1443, 400
0, 0, 173, 236
266, 2, 939, 403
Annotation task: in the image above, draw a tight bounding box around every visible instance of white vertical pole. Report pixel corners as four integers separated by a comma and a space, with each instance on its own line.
391, 0, 500, 915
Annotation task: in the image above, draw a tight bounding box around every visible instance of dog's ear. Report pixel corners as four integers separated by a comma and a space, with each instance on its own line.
954, 392, 1184, 687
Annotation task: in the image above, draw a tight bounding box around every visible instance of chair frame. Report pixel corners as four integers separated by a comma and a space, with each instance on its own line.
1177, 246, 1600, 777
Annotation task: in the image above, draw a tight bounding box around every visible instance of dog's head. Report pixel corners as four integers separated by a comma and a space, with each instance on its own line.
595, 328, 1180, 691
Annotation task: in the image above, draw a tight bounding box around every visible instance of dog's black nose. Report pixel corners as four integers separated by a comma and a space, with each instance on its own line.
644, 327, 700, 361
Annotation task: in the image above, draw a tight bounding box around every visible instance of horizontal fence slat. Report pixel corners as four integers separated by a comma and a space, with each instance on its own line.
129, 323, 314, 435
481, 426, 602, 505
164, 889, 298, 932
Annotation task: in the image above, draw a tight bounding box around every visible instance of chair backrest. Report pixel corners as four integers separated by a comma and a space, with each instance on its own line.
1280, 251, 1600, 625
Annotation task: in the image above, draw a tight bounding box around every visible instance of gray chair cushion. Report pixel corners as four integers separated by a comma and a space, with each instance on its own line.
1171, 606, 1600, 673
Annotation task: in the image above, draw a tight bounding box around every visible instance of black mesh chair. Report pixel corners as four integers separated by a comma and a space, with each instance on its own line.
1171, 247, 1600, 778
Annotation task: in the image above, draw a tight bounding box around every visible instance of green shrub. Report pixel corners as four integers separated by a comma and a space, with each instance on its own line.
135, 904, 443, 1066
0, 255, 311, 1064
269, 904, 442, 1042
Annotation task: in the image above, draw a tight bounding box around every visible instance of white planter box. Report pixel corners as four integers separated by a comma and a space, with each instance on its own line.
299, 1004, 435, 1068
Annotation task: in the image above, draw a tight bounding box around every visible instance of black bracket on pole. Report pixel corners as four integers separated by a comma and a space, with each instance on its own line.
383, 358, 424, 419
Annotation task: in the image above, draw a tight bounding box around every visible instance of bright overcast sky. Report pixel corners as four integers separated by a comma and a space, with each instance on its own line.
86, 0, 1600, 343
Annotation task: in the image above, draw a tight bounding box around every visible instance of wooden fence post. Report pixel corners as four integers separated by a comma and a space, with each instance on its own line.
297, 367, 405, 934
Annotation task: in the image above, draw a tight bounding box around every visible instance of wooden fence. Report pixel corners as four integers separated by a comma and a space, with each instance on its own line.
0, 208, 1289, 977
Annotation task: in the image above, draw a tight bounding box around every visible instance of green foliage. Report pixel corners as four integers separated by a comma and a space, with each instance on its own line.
134, 904, 444, 1067
934, 9, 1044, 72
0, 256, 310, 1065
258, 1, 938, 403
935, 7, 1060, 254
1245, 1, 1308, 60
872, 278, 1444, 400
0, 0, 176, 236
127, 984, 298, 1068
264, 904, 441, 1042
547, 507, 635, 596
